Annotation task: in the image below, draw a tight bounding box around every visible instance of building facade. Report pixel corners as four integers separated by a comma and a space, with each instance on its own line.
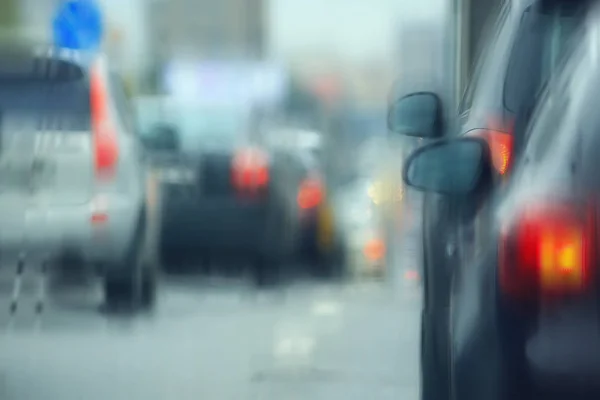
149, 0, 267, 60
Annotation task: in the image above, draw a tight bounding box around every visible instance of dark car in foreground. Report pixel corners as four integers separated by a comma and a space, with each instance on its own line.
139, 100, 301, 285
387, 0, 590, 398
399, 4, 600, 400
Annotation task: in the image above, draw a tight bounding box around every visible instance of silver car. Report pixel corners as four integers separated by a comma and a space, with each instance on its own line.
0, 46, 158, 309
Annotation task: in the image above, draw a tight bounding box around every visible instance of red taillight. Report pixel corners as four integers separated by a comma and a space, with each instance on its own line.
469, 130, 513, 175
297, 178, 323, 209
499, 203, 595, 300
364, 238, 385, 261
231, 147, 269, 192
91, 213, 108, 224
90, 64, 118, 180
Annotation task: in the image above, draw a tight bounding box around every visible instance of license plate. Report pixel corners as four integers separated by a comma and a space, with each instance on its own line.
157, 167, 195, 183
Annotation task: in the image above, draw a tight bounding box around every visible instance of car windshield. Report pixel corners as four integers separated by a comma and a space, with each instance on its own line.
137, 101, 247, 152
176, 106, 245, 151
0, 58, 90, 130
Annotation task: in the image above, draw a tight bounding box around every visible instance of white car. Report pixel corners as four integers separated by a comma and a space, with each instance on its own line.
333, 178, 386, 278
0, 46, 158, 309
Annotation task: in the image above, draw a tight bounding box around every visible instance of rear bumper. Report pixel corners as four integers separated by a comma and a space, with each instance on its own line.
160, 196, 270, 255
0, 198, 139, 266
526, 300, 600, 388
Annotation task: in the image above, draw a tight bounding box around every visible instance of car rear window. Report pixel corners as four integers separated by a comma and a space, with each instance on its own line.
0, 56, 90, 131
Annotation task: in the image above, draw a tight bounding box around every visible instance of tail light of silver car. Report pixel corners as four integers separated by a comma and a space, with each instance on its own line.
499, 201, 595, 302
89, 62, 118, 225
90, 193, 109, 225
90, 63, 118, 182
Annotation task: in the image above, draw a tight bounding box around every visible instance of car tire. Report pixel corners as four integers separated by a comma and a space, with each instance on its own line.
104, 212, 158, 310
104, 264, 156, 310
316, 240, 346, 280
252, 252, 282, 287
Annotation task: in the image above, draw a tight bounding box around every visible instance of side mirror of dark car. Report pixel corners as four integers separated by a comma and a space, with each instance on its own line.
402, 137, 490, 195
388, 92, 444, 138
142, 124, 180, 152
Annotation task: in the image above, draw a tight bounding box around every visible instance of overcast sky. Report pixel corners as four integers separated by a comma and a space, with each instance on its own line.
268, 0, 447, 63
20, 0, 447, 70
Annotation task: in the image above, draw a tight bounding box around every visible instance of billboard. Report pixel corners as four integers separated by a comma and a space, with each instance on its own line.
163, 60, 289, 107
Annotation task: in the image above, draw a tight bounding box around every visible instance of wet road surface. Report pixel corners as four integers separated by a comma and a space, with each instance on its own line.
0, 255, 421, 400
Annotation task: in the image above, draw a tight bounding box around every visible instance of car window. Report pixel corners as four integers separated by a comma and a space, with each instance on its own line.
459, 2, 511, 116
503, 1, 587, 115
109, 73, 134, 133
519, 33, 587, 168
0, 58, 90, 133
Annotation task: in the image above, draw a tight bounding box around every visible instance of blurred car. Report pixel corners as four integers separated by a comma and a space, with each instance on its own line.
137, 99, 301, 285
284, 149, 344, 277
389, 0, 592, 398
0, 46, 158, 308
331, 177, 386, 279
402, 14, 600, 398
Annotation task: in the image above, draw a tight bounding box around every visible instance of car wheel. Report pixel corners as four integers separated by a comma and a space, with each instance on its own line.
316, 240, 346, 280
252, 254, 281, 287
105, 213, 158, 310
104, 264, 156, 310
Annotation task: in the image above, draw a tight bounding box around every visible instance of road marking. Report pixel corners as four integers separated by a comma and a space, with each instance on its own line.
274, 335, 315, 359
311, 300, 342, 317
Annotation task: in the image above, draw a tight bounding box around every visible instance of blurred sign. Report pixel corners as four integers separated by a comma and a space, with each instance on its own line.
53, 0, 103, 51
164, 61, 288, 107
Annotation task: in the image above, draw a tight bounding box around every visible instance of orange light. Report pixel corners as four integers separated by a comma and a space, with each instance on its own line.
539, 225, 585, 290
469, 130, 513, 175
298, 178, 323, 209
363, 238, 385, 261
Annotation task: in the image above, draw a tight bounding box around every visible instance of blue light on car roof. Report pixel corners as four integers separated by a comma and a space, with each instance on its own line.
53, 0, 103, 51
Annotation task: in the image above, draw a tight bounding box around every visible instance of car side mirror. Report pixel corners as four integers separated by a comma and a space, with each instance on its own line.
388, 92, 444, 138
403, 137, 490, 195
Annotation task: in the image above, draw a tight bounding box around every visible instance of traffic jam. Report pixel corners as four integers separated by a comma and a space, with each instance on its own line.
7, 0, 600, 397
0, 55, 396, 313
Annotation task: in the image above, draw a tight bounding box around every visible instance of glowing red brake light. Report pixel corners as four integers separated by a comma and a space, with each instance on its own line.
90, 65, 118, 180
231, 147, 269, 191
499, 203, 595, 300
297, 178, 323, 209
